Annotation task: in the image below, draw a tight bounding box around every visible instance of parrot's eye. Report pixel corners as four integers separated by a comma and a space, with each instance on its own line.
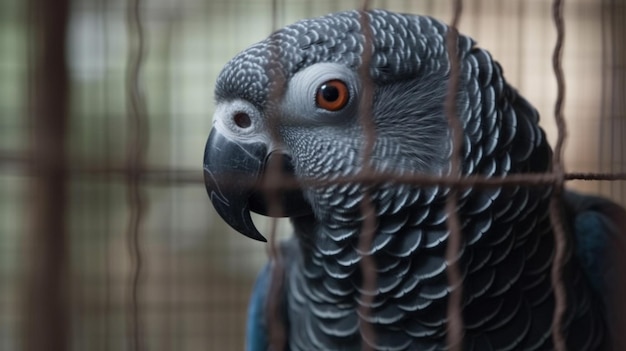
315, 80, 349, 111
233, 112, 252, 129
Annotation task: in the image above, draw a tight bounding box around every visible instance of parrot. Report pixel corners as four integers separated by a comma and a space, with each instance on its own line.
203, 9, 626, 351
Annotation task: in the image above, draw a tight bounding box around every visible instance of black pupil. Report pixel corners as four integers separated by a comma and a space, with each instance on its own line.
233, 112, 251, 128
321, 84, 339, 102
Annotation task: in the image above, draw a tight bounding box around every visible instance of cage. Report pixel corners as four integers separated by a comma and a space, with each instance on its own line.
1, 0, 624, 350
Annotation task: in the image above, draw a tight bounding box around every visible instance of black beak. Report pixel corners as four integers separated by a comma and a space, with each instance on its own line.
203, 129, 312, 242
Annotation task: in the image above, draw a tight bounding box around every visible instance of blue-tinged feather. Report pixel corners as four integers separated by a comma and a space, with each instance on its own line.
565, 190, 626, 300
246, 264, 271, 351
565, 189, 626, 349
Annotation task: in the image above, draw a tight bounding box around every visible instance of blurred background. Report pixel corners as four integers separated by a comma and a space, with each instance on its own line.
0, 0, 624, 350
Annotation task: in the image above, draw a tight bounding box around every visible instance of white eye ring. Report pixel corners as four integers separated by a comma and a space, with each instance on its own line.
212, 99, 268, 144
281, 62, 360, 124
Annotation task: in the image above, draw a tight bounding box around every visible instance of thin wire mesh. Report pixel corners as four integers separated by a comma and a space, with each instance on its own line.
0, 0, 624, 350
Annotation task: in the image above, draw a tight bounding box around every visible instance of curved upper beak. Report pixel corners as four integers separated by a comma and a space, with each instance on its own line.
203, 129, 312, 242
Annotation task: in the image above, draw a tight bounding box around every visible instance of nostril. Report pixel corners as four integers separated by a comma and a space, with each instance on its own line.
233, 112, 252, 129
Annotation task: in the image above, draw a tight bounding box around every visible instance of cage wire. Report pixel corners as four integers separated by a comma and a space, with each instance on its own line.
0, 0, 625, 350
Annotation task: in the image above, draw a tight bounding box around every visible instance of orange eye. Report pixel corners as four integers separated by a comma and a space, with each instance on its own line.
315, 80, 350, 111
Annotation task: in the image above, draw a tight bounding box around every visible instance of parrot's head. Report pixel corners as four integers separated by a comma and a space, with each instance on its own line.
204, 9, 539, 241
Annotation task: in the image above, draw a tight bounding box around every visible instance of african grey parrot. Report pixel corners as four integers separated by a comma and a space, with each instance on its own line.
203, 9, 626, 350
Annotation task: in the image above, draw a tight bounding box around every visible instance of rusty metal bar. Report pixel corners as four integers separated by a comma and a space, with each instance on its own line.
264, 1, 289, 350
125, 0, 148, 348
356, 3, 378, 350
607, 2, 626, 349
444, 1, 464, 349
549, 0, 568, 350
22, 0, 70, 350
97, 0, 113, 347
3, 151, 626, 186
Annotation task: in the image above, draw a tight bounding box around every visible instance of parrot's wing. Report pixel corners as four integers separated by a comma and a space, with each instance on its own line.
564, 190, 626, 298
246, 263, 271, 351
246, 251, 294, 351
564, 190, 626, 347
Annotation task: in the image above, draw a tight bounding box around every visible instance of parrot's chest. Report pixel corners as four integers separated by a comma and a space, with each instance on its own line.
280, 186, 605, 350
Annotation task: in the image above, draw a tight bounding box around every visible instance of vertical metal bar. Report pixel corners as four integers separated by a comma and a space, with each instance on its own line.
265, 2, 288, 351
98, 0, 113, 347
549, 0, 567, 350
356, 3, 378, 350
610, 2, 626, 349
162, 7, 177, 351
515, 0, 526, 91
616, 0, 626, 204
444, 1, 464, 350
125, 0, 148, 349
611, 207, 626, 350
599, 0, 609, 195
23, 0, 70, 350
